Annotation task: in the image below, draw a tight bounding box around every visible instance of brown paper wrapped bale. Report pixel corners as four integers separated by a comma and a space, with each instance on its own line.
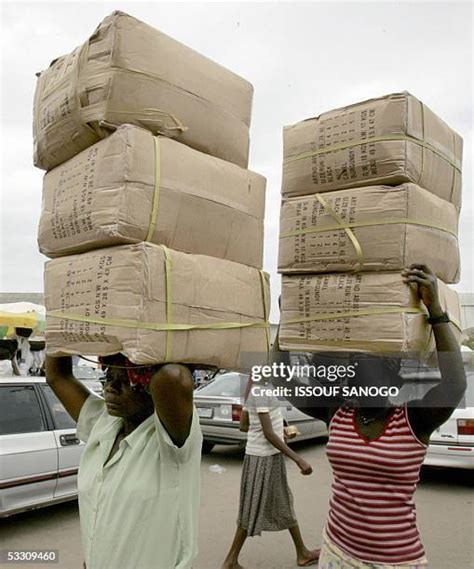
278, 184, 459, 282
282, 92, 462, 207
33, 11, 253, 170
279, 272, 461, 355
38, 125, 266, 268
44, 243, 270, 369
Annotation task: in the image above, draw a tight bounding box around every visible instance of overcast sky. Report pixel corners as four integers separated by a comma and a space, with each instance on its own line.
0, 0, 472, 321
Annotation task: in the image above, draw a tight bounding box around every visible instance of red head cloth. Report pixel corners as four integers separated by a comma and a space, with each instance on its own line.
98, 355, 156, 388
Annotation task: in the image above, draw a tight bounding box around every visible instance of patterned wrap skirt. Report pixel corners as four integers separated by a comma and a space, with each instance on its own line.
318, 530, 428, 569
237, 452, 297, 536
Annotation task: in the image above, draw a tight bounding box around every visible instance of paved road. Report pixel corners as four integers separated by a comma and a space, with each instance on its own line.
1, 440, 473, 569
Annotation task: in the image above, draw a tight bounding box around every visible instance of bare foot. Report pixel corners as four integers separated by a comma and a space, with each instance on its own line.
297, 548, 321, 567
221, 563, 245, 569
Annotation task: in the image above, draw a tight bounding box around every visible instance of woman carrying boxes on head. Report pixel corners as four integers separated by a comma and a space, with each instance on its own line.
277, 93, 466, 568
276, 265, 467, 568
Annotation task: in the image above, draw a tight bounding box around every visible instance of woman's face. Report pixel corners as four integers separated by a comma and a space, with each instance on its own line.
345, 355, 403, 407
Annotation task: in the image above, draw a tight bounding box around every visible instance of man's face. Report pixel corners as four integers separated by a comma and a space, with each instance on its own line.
102, 356, 154, 419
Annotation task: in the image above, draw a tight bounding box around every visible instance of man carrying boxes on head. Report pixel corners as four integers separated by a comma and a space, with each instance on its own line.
34, 11, 269, 569
46, 355, 200, 569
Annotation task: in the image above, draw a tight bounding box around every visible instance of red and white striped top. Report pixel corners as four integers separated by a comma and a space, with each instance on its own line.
325, 405, 428, 565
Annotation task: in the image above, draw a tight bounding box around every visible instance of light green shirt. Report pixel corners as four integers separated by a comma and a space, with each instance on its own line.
76, 394, 202, 569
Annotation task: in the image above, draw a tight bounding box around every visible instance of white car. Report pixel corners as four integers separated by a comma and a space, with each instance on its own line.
0, 377, 85, 518
194, 372, 328, 454
424, 372, 474, 469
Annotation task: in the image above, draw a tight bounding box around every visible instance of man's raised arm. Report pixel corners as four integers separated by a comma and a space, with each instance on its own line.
149, 364, 194, 447
45, 355, 92, 422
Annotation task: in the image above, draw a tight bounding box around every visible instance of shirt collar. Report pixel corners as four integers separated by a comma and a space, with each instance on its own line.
120, 412, 155, 449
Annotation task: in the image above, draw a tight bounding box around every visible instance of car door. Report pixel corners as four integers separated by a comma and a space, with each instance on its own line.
39, 384, 84, 498
284, 400, 316, 437
0, 383, 58, 516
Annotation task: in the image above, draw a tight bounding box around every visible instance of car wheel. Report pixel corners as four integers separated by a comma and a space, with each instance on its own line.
202, 441, 215, 454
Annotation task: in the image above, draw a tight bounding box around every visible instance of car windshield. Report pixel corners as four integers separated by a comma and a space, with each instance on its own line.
464, 372, 474, 407
196, 373, 246, 397
73, 366, 104, 380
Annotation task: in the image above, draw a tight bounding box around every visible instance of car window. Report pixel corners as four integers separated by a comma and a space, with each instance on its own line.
0, 385, 46, 435
196, 374, 245, 397
40, 385, 77, 429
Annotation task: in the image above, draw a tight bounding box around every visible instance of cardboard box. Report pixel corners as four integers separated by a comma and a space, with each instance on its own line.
44, 243, 271, 369
33, 11, 253, 170
279, 272, 461, 355
278, 184, 459, 283
282, 92, 463, 208
38, 125, 266, 268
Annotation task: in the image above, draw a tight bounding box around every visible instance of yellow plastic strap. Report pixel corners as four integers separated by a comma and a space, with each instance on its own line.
284, 134, 462, 173
283, 307, 426, 325
417, 101, 426, 186
258, 271, 271, 355
145, 137, 162, 242
314, 193, 364, 271
162, 245, 173, 362
279, 217, 458, 239
47, 310, 270, 331
446, 313, 462, 332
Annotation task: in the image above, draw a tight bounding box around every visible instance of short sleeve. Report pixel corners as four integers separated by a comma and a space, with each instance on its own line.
254, 392, 274, 413
153, 407, 202, 464
76, 393, 106, 442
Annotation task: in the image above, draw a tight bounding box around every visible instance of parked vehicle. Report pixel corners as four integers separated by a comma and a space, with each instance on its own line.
73, 365, 104, 393
397, 368, 474, 470
0, 377, 85, 517
73, 366, 104, 396
424, 371, 474, 469
194, 372, 328, 454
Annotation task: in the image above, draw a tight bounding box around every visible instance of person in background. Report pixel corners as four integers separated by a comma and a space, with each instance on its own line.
274, 265, 467, 569
0, 339, 20, 376
28, 338, 46, 376
13, 328, 34, 376
221, 377, 320, 569
46, 353, 202, 569
192, 368, 204, 388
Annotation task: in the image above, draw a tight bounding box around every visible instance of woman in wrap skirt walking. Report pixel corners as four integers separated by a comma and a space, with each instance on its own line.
221, 381, 320, 568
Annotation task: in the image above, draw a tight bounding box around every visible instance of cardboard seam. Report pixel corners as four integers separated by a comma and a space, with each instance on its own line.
109, 66, 247, 126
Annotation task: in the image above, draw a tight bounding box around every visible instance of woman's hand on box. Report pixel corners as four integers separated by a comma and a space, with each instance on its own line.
402, 264, 443, 317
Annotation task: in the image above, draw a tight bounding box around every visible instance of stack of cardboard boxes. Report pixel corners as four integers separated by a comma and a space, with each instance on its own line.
278, 92, 463, 356
35, 12, 270, 369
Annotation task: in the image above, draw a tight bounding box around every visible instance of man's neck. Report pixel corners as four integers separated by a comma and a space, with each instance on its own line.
122, 409, 154, 436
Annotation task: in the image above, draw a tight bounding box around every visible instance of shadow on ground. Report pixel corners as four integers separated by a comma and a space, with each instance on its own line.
0, 500, 78, 537
420, 466, 474, 487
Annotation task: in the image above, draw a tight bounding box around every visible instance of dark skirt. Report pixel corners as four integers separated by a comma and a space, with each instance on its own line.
237, 453, 297, 536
